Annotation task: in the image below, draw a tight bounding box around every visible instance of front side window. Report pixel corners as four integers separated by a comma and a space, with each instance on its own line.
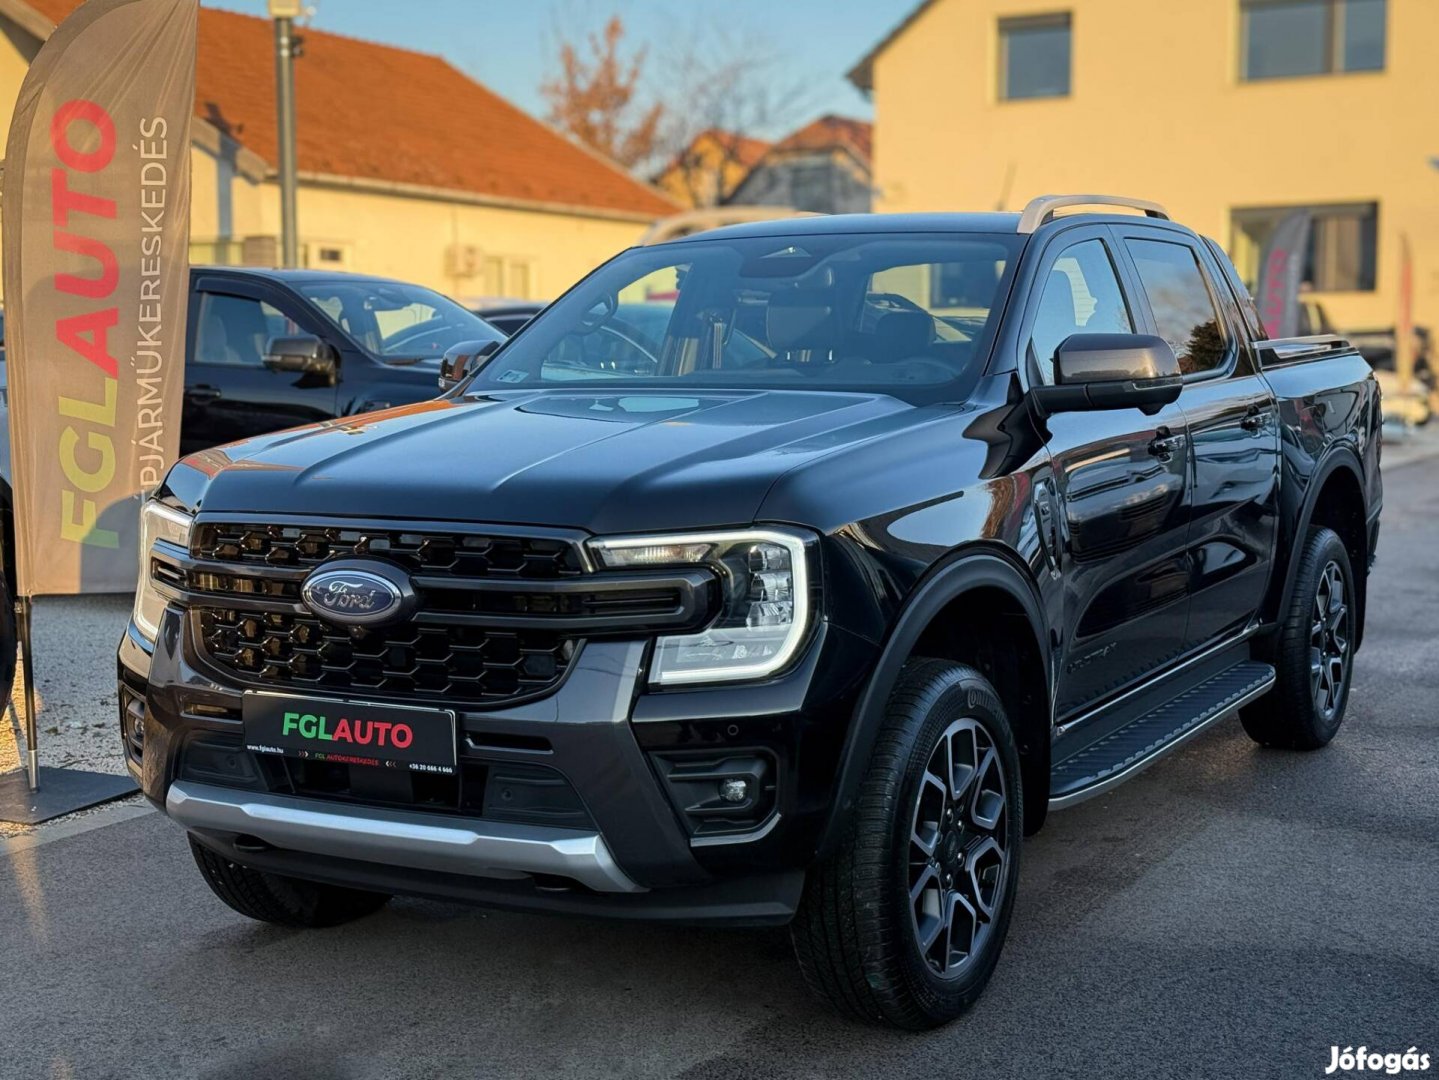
999, 13, 1072, 100
193, 293, 294, 367
1125, 240, 1230, 376
1029, 239, 1133, 385
1230, 203, 1378, 292
470, 234, 1023, 400
296, 280, 502, 362
1241, 0, 1386, 80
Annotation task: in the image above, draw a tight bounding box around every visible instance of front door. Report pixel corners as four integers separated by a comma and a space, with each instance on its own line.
1116, 231, 1282, 649
1026, 230, 1193, 717
182, 280, 340, 455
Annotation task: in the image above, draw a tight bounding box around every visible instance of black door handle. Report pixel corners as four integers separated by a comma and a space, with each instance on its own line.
1147, 426, 1181, 460
186, 385, 221, 404
1241, 405, 1271, 431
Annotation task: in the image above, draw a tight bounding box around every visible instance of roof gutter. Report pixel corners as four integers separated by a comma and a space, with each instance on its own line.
292, 170, 663, 225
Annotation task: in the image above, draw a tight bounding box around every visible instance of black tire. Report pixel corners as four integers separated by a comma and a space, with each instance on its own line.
1241, 525, 1355, 750
792, 659, 1024, 1029
189, 836, 391, 927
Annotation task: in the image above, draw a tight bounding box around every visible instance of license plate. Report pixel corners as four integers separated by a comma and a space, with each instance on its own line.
242, 692, 457, 775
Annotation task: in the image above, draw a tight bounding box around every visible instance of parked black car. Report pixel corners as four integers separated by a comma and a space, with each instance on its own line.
179, 267, 504, 454
122, 196, 1381, 1028
470, 300, 545, 337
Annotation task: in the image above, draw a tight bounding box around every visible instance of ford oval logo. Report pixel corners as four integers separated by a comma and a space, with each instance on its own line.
301, 561, 415, 628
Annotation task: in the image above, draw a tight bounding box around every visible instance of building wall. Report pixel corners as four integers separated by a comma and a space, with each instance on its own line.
279, 183, 647, 302
869, 0, 1439, 333
182, 148, 649, 301
0, 18, 39, 136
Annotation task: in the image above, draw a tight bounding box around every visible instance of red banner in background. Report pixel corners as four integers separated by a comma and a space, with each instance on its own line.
3, 0, 196, 596
1255, 209, 1312, 340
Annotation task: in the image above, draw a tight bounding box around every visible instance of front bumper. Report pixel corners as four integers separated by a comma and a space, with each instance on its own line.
168, 780, 643, 893
121, 604, 875, 924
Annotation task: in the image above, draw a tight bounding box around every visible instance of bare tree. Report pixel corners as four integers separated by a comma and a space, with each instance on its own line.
540, 15, 664, 170
655, 23, 817, 207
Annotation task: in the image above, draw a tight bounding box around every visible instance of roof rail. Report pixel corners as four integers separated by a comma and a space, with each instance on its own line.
1018, 194, 1170, 234
1253, 333, 1355, 368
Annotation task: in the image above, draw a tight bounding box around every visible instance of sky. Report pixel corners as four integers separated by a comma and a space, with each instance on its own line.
204, 0, 918, 138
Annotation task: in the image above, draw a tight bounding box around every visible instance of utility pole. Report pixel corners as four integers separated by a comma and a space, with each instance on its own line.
270, 0, 302, 267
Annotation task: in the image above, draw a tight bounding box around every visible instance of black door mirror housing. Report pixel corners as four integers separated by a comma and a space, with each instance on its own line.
439, 339, 501, 392
263, 335, 339, 382
1030, 333, 1183, 417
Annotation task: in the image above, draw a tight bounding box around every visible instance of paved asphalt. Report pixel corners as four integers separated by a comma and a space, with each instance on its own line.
2, 462, 1436, 1080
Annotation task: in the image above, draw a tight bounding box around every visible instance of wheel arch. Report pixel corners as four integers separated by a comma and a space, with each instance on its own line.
818, 547, 1053, 857
1270, 447, 1370, 653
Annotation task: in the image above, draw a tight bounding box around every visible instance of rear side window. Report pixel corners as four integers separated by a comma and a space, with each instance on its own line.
1124, 239, 1230, 376
1029, 239, 1133, 385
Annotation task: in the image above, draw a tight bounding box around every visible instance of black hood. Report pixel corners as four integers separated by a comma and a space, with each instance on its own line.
166, 389, 921, 533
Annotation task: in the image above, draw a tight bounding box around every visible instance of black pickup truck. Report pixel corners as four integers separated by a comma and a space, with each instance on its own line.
121, 196, 1382, 1029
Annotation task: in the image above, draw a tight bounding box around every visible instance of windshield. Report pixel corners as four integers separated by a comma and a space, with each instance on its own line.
297, 279, 503, 362
469, 233, 1022, 398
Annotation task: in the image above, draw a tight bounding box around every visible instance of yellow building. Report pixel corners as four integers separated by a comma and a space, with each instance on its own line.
0, 0, 677, 303
655, 129, 773, 208
850, 0, 1438, 335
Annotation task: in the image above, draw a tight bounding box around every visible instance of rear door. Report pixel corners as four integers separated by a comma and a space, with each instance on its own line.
183, 276, 340, 454
1114, 229, 1281, 650
1027, 226, 1194, 718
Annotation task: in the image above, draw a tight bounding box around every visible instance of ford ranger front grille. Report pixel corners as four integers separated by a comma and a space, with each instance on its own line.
195, 607, 575, 704
162, 518, 716, 708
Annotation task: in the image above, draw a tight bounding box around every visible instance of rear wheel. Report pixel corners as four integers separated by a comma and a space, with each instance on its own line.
1241, 525, 1355, 749
792, 660, 1023, 1028
189, 836, 391, 927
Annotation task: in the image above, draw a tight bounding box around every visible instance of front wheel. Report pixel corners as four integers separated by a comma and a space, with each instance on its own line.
792, 660, 1024, 1028
189, 837, 391, 927
1241, 525, 1355, 749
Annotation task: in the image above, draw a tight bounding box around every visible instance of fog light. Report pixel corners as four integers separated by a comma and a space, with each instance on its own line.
649, 750, 777, 838
719, 778, 749, 803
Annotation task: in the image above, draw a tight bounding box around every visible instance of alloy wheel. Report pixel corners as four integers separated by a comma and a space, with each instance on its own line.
1310, 559, 1350, 721
908, 716, 1009, 980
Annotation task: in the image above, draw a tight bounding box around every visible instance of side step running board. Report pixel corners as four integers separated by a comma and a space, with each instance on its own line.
1048, 661, 1275, 810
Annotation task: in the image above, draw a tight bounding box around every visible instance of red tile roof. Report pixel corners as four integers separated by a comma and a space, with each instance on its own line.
23, 0, 677, 219
772, 115, 873, 165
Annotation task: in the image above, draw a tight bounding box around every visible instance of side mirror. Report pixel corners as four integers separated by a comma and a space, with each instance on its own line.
1030, 333, 1182, 417
264, 335, 338, 382
439, 339, 500, 392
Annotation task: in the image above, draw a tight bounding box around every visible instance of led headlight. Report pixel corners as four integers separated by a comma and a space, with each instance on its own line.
589, 528, 813, 686
132, 500, 193, 643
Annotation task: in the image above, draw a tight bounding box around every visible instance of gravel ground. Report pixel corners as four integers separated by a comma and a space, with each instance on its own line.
0, 593, 139, 836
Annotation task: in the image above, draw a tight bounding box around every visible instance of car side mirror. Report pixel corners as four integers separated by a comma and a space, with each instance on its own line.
1030, 333, 1182, 417
438, 339, 500, 392
264, 335, 338, 382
